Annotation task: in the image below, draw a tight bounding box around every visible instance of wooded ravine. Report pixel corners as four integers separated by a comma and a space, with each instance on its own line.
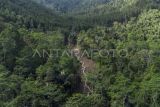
0, 0, 160, 107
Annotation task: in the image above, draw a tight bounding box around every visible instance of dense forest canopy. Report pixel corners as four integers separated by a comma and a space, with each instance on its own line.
32, 0, 111, 13
0, 0, 160, 107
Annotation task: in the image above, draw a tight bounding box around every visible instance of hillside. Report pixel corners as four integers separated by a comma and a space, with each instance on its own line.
0, 0, 160, 107
0, 0, 71, 31
76, 9, 160, 107
72, 0, 160, 26
33, 0, 159, 26
32, 0, 110, 13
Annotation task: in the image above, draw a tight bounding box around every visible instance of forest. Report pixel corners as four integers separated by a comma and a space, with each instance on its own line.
0, 0, 160, 107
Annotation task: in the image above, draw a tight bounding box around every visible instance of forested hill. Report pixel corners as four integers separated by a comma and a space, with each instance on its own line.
32, 0, 111, 13
32, 0, 160, 26
0, 0, 81, 106
72, 0, 160, 26
0, 0, 160, 107
0, 0, 70, 31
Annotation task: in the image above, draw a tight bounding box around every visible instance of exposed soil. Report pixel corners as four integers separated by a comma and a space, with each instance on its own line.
72, 47, 95, 93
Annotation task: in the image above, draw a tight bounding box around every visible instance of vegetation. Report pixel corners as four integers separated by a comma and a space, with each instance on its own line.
32, 0, 110, 13
0, 0, 159, 107
77, 9, 160, 107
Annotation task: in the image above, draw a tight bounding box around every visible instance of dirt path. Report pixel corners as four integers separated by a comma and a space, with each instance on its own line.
72, 47, 95, 93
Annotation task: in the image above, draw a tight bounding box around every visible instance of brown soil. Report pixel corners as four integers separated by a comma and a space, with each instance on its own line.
72, 47, 95, 93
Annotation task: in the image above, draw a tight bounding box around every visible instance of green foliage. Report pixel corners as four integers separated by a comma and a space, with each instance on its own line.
0, 0, 70, 31
65, 94, 106, 107
78, 9, 160, 107
0, 0, 160, 106
33, 0, 110, 13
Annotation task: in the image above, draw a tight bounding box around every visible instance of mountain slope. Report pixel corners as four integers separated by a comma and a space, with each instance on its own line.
31, 0, 160, 27
76, 9, 160, 107
32, 0, 110, 13
0, 0, 67, 30
0, 0, 160, 107
72, 0, 160, 26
